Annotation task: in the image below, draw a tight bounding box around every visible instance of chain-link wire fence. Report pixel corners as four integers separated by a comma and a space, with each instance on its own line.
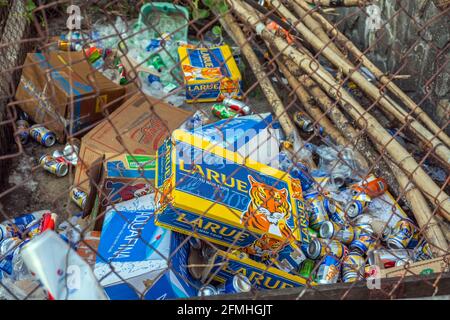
0, 0, 449, 300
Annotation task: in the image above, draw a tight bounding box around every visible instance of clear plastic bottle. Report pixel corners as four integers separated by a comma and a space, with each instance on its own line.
203, 26, 224, 46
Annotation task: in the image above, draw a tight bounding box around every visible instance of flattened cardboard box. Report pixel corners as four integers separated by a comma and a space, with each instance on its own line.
380, 255, 450, 278
94, 195, 199, 300
154, 130, 310, 250
74, 93, 193, 193
15, 51, 125, 142
89, 152, 156, 230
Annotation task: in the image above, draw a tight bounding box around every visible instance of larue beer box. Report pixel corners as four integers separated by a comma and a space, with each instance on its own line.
178, 45, 242, 103
154, 129, 310, 251
187, 113, 281, 167
211, 250, 316, 290
15, 51, 125, 142
94, 194, 199, 300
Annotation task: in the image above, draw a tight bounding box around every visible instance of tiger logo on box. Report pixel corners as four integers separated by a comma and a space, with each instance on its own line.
181, 64, 223, 81
155, 175, 174, 213
241, 175, 293, 239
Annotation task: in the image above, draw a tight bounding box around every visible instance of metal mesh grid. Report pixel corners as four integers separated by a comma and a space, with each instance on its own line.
0, 0, 449, 300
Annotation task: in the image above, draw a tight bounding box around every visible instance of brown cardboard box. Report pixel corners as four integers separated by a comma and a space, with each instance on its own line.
99, 152, 155, 202
74, 92, 193, 193
15, 51, 125, 142
88, 152, 156, 229
380, 255, 450, 278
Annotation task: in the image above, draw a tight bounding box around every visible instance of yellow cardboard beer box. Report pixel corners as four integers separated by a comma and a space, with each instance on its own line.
154, 129, 310, 251
178, 45, 242, 103
211, 250, 316, 290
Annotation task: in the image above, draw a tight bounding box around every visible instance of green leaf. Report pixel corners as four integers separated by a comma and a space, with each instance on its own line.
217, 2, 229, 14
25, 0, 36, 13
193, 8, 210, 20
203, 0, 213, 6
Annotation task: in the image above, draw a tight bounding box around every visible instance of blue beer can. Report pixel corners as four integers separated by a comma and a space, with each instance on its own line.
219, 274, 252, 294
316, 255, 341, 284
30, 125, 56, 147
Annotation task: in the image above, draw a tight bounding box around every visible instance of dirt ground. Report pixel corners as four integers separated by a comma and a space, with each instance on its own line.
0, 142, 80, 221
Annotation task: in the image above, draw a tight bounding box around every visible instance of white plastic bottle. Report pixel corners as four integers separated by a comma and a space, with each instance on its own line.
20, 230, 107, 300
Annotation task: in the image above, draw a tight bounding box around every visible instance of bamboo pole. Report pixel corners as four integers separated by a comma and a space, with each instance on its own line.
217, 9, 315, 168
284, 59, 399, 183
266, 0, 450, 166
277, 51, 448, 255
292, 0, 450, 149
277, 49, 448, 255
283, 0, 344, 58
228, 0, 450, 220
277, 57, 348, 147
266, 23, 448, 255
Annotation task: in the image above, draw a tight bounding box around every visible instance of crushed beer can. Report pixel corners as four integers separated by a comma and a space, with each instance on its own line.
298, 259, 316, 280
0, 237, 28, 278
51, 150, 73, 166
387, 219, 419, 249
293, 112, 314, 133
368, 248, 415, 269
304, 193, 329, 230
198, 284, 219, 297
328, 207, 347, 226
349, 231, 375, 255
344, 193, 371, 219
16, 120, 30, 145
307, 238, 348, 260
218, 274, 252, 294
413, 240, 433, 261
70, 187, 88, 209
211, 104, 239, 119
316, 255, 341, 284
39, 155, 69, 177
320, 221, 355, 245
30, 125, 56, 147
342, 251, 365, 283
63, 139, 80, 165
222, 98, 251, 115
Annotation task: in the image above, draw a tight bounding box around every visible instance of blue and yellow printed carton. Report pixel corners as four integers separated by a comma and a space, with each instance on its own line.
187, 113, 281, 167
94, 194, 199, 300
178, 45, 242, 102
154, 129, 310, 251
211, 250, 316, 290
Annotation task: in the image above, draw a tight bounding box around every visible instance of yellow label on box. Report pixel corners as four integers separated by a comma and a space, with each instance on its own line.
212, 250, 316, 290
178, 45, 242, 103
154, 130, 310, 250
